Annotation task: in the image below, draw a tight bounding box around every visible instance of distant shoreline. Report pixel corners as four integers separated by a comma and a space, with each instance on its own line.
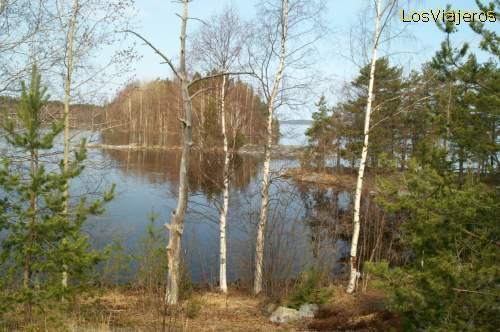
279, 119, 312, 125
86, 142, 306, 158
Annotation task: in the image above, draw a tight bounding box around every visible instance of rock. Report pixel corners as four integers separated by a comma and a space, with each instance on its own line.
262, 302, 279, 315
298, 303, 319, 318
270, 306, 301, 323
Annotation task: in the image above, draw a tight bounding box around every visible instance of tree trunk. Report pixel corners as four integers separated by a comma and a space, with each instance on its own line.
347, 0, 381, 294
219, 74, 229, 293
24, 149, 38, 290
165, 0, 191, 306
253, 0, 289, 295
62, 0, 79, 291
336, 141, 341, 171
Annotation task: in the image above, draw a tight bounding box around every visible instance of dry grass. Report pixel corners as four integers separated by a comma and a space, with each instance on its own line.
0, 286, 398, 331
182, 291, 308, 331
281, 168, 359, 189
79, 289, 311, 331
308, 285, 400, 331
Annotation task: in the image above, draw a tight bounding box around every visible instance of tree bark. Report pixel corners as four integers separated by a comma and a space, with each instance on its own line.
24, 149, 38, 290
347, 0, 381, 294
62, 0, 79, 291
253, 0, 289, 295
165, 0, 192, 306
219, 74, 229, 293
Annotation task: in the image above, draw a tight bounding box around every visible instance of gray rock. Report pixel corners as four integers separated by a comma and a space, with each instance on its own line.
263, 302, 279, 315
298, 303, 319, 318
270, 306, 301, 323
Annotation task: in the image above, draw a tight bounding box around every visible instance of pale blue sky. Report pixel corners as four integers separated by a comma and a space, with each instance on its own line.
114, 0, 498, 119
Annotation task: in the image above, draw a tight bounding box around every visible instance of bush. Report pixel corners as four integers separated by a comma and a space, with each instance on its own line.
185, 298, 204, 319
369, 163, 500, 331
179, 260, 193, 301
136, 212, 167, 291
286, 267, 333, 309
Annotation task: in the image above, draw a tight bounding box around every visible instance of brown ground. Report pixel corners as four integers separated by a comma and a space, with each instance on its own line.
282, 167, 386, 194
73, 289, 309, 331
74, 285, 398, 332
1, 286, 399, 331
308, 286, 400, 331
282, 168, 359, 189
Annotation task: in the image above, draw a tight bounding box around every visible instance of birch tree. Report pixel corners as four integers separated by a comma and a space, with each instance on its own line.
61, 0, 78, 289
127, 0, 248, 305
0, 0, 55, 94
48, 0, 134, 289
346, 0, 398, 294
191, 7, 245, 294
253, 0, 288, 295
249, 0, 323, 295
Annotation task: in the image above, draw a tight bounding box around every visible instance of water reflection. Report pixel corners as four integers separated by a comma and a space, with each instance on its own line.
81, 146, 354, 286
299, 186, 351, 260
102, 149, 261, 195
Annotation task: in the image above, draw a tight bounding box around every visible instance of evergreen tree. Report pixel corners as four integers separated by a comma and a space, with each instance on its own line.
305, 96, 335, 171
430, 11, 499, 178
340, 57, 404, 170
0, 66, 114, 313
469, 0, 499, 58
364, 8, 500, 329
367, 158, 499, 331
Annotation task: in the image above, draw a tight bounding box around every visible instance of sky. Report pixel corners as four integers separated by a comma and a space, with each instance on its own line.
110, 0, 498, 120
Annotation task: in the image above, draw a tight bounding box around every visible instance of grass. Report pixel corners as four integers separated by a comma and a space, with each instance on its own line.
0, 284, 399, 331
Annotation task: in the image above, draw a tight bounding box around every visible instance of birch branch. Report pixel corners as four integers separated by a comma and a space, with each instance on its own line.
124, 29, 180, 79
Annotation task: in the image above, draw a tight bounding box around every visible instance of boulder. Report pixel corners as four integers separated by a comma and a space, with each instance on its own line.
270, 306, 301, 323
298, 303, 319, 318
262, 302, 279, 315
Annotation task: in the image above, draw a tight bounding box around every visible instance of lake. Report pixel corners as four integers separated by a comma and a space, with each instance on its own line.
4, 124, 353, 286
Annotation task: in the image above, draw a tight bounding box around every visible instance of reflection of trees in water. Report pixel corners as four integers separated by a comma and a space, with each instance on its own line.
298, 185, 350, 260
100, 146, 403, 286
101, 130, 182, 147
102, 149, 261, 196
298, 183, 404, 276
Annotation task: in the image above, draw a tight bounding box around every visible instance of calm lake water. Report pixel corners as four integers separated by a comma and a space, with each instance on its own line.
3, 124, 353, 284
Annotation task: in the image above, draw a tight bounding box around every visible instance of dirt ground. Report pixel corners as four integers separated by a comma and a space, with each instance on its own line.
308, 286, 400, 331
282, 168, 360, 190
0, 285, 399, 331
70, 285, 398, 332
75, 290, 307, 331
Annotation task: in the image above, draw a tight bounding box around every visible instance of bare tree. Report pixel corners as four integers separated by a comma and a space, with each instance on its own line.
252, 0, 288, 296
0, 1, 55, 94
61, 0, 79, 290
346, 0, 398, 294
162, 0, 192, 306
42, 0, 135, 289
191, 6, 246, 294
127, 0, 255, 303
248, 0, 324, 295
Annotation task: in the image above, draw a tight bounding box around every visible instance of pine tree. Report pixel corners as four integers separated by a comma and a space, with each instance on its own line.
305, 96, 335, 171
340, 58, 404, 170
430, 12, 499, 178
0, 66, 114, 313
469, 0, 499, 58
367, 158, 499, 331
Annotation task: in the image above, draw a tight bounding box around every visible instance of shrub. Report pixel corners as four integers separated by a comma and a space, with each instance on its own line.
185, 298, 204, 319
286, 267, 333, 309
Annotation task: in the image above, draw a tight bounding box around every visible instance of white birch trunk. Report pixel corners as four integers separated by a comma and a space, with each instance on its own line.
165, 0, 192, 306
62, 0, 78, 290
346, 0, 381, 294
219, 74, 229, 293
253, 0, 289, 295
